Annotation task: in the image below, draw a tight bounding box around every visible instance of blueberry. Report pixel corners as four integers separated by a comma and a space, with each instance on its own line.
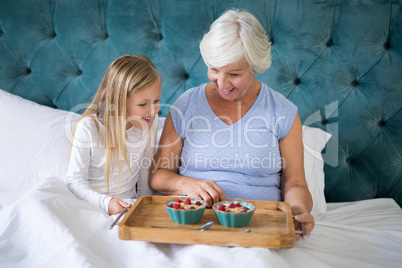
189, 206, 195, 209
168, 203, 173, 208
225, 210, 232, 212
242, 207, 249, 210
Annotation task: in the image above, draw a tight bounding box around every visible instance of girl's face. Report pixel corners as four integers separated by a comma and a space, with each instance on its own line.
126, 80, 161, 130
207, 59, 256, 102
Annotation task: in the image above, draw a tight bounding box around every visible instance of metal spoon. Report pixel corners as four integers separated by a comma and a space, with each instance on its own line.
150, 221, 214, 231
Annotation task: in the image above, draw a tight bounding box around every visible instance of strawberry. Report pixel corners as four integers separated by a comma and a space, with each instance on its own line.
218, 204, 226, 211
229, 203, 236, 209
195, 201, 202, 206
175, 199, 182, 203
241, 209, 248, 213
184, 198, 191, 205
235, 203, 242, 207
172, 203, 181, 209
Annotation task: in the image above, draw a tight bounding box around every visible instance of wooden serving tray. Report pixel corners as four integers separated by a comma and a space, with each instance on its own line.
119, 195, 295, 248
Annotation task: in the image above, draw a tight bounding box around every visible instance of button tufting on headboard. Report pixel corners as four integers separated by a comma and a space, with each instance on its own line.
49, 31, 57, 39
155, 33, 163, 42
383, 42, 391, 50
351, 80, 359, 87
378, 119, 386, 127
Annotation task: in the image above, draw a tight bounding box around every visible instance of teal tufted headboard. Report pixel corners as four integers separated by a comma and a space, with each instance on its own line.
1, 0, 401, 206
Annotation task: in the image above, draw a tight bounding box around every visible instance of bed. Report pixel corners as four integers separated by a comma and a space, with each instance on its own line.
1, 0, 401, 267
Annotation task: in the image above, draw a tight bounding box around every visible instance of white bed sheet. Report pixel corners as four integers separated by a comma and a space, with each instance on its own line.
0, 177, 401, 268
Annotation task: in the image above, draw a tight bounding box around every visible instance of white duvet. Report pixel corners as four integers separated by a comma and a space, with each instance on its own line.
1, 177, 401, 268
1, 89, 401, 267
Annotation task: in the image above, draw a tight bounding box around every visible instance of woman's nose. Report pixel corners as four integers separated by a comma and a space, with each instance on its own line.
216, 74, 227, 89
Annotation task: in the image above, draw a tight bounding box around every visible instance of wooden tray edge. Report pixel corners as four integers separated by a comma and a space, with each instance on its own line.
118, 195, 296, 248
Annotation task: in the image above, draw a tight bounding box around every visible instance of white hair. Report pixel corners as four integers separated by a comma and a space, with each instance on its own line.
200, 9, 271, 74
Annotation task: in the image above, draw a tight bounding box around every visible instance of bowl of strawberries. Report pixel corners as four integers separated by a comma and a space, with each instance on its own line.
164, 197, 206, 224
212, 200, 256, 227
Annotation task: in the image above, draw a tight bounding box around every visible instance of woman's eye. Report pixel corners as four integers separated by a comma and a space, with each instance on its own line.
230, 73, 239, 77
154, 100, 160, 103
139, 103, 147, 107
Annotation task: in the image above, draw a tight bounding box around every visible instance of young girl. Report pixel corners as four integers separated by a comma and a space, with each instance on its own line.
67, 55, 161, 215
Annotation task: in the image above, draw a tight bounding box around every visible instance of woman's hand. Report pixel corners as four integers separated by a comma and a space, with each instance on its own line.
293, 212, 315, 239
108, 198, 131, 215
181, 178, 226, 207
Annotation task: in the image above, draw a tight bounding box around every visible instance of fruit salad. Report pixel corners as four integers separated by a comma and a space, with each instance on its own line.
167, 198, 204, 210
217, 202, 251, 213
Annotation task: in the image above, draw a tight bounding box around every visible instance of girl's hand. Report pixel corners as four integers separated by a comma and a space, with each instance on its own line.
108, 198, 131, 215
293, 212, 315, 239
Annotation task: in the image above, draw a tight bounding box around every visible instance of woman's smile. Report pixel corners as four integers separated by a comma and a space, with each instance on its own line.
207, 59, 257, 102
222, 87, 235, 94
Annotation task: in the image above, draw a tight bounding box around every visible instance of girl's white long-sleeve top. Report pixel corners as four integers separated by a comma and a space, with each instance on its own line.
66, 116, 158, 213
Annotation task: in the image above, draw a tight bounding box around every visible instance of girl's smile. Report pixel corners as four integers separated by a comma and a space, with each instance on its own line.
126, 80, 161, 130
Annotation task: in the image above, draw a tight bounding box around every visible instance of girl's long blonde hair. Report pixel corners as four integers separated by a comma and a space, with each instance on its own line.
70, 55, 161, 194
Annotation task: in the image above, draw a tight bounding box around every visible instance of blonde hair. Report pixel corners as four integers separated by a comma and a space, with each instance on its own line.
200, 9, 271, 74
70, 54, 161, 194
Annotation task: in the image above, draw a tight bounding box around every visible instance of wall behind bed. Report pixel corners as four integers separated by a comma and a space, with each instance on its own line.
0, 0, 401, 206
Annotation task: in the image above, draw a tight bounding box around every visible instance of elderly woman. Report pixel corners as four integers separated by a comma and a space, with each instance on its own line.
149, 9, 314, 237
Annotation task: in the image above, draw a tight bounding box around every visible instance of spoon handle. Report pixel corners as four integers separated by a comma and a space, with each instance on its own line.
109, 207, 129, 230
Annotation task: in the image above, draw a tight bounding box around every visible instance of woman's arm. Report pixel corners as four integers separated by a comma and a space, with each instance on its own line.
149, 112, 226, 206
279, 112, 314, 237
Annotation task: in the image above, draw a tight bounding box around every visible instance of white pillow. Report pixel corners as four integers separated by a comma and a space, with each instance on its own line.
0, 89, 75, 192
303, 125, 331, 219
0, 89, 166, 193
0, 89, 330, 219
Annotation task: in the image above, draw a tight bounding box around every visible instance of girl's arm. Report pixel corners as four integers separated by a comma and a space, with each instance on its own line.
149, 112, 226, 207
67, 118, 124, 215
279, 112, 315, 238
67, 138, 113, 214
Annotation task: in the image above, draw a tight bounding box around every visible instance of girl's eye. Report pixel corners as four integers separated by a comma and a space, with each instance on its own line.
154, 100, 160, 103
139, 103, 147, 107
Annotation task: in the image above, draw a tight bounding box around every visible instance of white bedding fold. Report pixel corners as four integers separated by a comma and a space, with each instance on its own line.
1, 177, 401, 268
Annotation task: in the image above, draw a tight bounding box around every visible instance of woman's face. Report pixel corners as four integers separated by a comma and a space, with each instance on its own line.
126, 80, 161, 130
207, 59, 256, 102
